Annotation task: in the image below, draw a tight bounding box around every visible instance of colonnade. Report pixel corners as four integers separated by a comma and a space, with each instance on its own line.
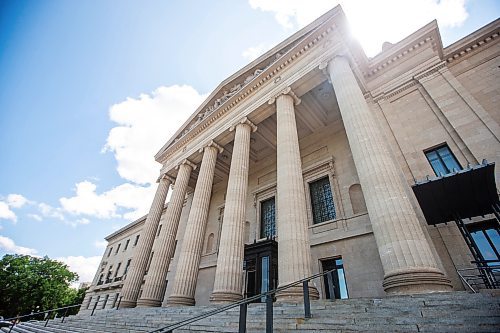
118, 56, 450, 308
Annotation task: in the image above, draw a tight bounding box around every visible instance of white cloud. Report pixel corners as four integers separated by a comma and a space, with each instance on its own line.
0, 235, 38, 255
57, 255, 101, 283
103, 85, 207, 185
60, 180, 156, 221
248, 0, 468, 56
6, 194, 28, 208
38, 202, 65, 221
28, 214, 43, 222
0, 202, 17, 222
242, 44, 269, 61
94, 240, 107, 250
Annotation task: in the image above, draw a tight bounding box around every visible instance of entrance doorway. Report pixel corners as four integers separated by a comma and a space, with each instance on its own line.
243, 239, 278, 302
321, 257, 349, 299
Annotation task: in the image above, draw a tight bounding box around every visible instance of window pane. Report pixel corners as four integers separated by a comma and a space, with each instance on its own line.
425, 151, 447, 176
260, 197, 276, 238
485, 228, 500, 258
437, 147, 461, 172
337, 268, 349, 299
309, 177, 336, 224
471, 230, 497, 261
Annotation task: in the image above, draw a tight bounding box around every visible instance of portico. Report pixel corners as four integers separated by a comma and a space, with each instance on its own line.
84, 6, 500, 313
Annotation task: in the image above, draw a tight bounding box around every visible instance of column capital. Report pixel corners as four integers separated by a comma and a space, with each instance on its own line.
176, 159, 197, 171
268, 86, 301, 106
199, 140, 224, 154
157, 173, 175, 183
229, 117, 257, 133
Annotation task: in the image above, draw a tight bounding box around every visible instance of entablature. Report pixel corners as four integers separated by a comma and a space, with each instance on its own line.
158, 14, 354, 175
155, 6, 362, 170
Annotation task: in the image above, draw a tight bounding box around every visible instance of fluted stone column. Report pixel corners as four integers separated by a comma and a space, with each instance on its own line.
327, 56, 451, 294
119, 174, 172, 308
271, 87, 319, 301
211, 118, 257, 303
137, 160, 195, 307
166, 141, 223, 306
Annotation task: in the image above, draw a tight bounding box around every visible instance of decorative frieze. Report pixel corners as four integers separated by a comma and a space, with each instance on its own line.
158, 22, 336, 163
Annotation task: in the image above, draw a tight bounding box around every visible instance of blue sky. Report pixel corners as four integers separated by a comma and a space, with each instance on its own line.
1, 0, 498, 282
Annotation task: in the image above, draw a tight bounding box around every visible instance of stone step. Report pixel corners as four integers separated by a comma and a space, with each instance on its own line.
3, 292, 498, 333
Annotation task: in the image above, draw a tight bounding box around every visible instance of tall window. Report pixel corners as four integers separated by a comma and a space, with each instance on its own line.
309, 176, 336, 224
425, 144, 461, 176
114, 263, 121, 278
133, 235, 140, 246
107, 247, 113, 257
123, 259, 131, 276
260, 197, 276, 238
124, 239, 130, 251
115, 243, 121, 254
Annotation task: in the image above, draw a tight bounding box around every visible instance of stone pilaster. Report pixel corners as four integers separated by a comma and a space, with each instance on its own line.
137, 160, 196, 307
271, 87, 319, 301
166, 141, 223, 306
119, 174, 172, 308
327, 55, 451, 294
211, 118, 257, 303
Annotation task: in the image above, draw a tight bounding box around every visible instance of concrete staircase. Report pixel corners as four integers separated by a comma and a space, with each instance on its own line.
2, 291, 499, 333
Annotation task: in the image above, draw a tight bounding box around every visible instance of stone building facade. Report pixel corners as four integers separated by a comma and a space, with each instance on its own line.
81, 7, 500, 313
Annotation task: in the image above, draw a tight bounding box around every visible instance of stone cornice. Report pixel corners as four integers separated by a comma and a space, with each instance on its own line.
268, 86, 301, 105
371, 61, 447, 103
363, 20, 441, 79
104, 215, 148, 241
444, 19, 499, 64
155, 8, 343, 164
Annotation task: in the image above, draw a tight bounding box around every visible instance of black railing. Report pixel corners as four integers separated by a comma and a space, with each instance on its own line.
457, 260, 500, 293
4, 304, 81, 332
149, 268, 338, 333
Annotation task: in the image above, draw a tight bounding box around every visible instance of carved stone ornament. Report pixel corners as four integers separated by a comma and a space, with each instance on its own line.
157, 173, 175, 184
173, 43, 299, 143
229, 117, 257, 133
199, 140, 224, 154
268, 86, 301, 105
176, 159, 197, 171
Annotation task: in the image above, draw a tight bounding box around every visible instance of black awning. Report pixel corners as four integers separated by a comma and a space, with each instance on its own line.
411, 162, 498, 225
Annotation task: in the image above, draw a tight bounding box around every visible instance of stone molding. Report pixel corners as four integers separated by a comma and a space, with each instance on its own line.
364, 35, 435, 78
445, 30, 499, 64
371, 61, 448, 103
268, 86, 301, 105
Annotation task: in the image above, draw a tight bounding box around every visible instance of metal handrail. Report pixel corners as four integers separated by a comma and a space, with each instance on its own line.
149, 268, 339, 333
457, 261, 500, 293
4, 303, 81, 332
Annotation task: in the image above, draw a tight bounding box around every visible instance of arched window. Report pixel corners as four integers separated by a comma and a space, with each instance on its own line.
206, 233, 214, 254
349, 184, 367, 214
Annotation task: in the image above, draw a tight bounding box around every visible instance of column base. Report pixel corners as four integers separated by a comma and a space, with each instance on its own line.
276, 284, 319, 302
136, 298, 161, 307
383, 267, 452, 294
210, 291, 243, 303
165, 295, 195, 306
117, 299, 136, 309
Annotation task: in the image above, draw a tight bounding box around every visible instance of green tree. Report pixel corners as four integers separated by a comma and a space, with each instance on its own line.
0, 254, 81, 318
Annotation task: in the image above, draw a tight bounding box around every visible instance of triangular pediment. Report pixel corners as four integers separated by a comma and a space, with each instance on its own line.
154, 6, 346, 162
